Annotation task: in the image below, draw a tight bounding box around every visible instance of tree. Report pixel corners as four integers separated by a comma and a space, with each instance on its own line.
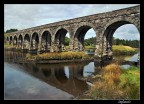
65, 36, 70, 46
5, 29, 18, 33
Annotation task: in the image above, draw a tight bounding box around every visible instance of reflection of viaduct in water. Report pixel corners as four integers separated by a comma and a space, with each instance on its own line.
5, 5, 140, 60
19, 63, 89, 96
4, 50, 26, 62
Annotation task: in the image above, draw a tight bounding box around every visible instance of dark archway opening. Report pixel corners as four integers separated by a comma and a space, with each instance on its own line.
24, 34, 30, 50
13, 36, 17, 47
55, 28, 69, 52
10, 36, 13, 45
18, 35, 23, 48
31, 32, 39, 50
41, 31, 51, 52
6, 37, 9, 44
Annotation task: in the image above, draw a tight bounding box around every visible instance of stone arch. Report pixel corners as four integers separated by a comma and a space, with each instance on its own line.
102, 17, 140, 58
13, 35, 17, 46
10, 36, 13, 44
73, 24, 97, 51
18, 34, 23, 48
31, 32, 39, 50
6, 36, 9, 44
24, 34, 30, 49
54, 28, 70, 52
41, 31, 51, 52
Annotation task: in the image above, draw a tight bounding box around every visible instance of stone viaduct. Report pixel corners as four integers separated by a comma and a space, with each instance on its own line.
5, 5, 140, 59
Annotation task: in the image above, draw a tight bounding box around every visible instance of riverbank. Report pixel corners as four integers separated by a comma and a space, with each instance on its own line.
112, 45, 136, 55
77, 63, 140, 100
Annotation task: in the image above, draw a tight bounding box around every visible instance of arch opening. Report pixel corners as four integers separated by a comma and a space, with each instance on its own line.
18, 35, 23, 48
6, 37, 9, 44
10, 36, 13, 45
54, 28, 69, 52
41, 31, 51, 52
103, 21, 140, 59
74, 26, 96, 52
24, 34, 30, 50
31, 32, 39, 50
13, 36, 17, 47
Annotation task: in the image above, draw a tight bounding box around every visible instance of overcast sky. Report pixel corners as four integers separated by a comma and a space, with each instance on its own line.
4, 4, 140, 40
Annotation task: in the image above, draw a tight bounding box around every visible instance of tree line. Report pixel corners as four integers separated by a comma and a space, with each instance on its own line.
84, 37, 139, 48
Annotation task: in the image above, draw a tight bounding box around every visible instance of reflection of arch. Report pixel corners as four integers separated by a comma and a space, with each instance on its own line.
54, 28, 69, 52
32, 65, 39, 73
24, 34, 30, 49
74, 25, 96, 51
41, 31, 51, 52
42, 69, 51, 77
55, 67, 68, 84
103, 20, 140, 57
31, 32, 39, 50
18, 34, 23, 48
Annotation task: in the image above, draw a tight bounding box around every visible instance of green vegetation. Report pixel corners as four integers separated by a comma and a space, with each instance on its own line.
113, 37, 139, 48
26, 52, 90, 60
85, 46, 95, 49
4, 43, 13, 48
88, 64, 140, 100
5, 28, 18, 33
84, 37, 96, 46
84, 37, 139, 48
65, 36, 70, 46
113, 45, 136, 55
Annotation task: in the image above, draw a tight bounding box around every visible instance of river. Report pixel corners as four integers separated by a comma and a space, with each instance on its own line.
4, 50, 138, 100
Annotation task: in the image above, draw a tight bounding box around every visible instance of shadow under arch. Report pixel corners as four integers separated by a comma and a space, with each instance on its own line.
13, 35, 17, 46
23, 34, 30, 50
9, 36, 13, 45
54, 28, 69, 52
18, 34, 23, 48
41, 31, 51, 52
31, 32, 39, 51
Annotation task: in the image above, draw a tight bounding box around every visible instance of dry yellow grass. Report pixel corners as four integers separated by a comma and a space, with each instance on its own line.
26, 52, 90, 60
102, 63, 121, 84
88, 63, 140, 99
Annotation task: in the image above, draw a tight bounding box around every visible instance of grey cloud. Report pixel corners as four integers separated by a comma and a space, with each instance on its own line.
4, 4, 139, 40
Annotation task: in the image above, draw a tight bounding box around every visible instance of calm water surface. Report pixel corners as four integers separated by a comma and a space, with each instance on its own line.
4, 50, 137, 100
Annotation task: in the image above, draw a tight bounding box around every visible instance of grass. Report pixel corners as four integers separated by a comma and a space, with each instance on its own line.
4, 43, 13, 48
85, 46, 95, 49
112, 45, 136, 55
88, 64, 140, 100
26, 52, 90, 60
66, 45, 136, 55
